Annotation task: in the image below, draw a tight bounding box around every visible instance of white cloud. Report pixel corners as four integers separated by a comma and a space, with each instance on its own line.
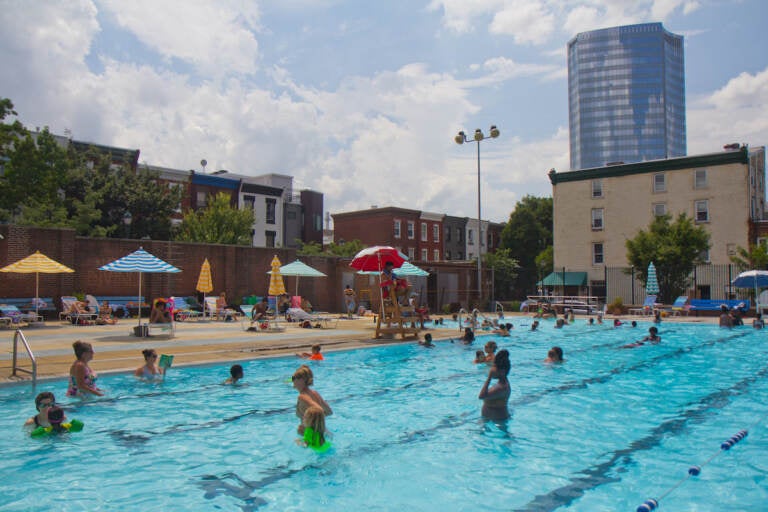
98, 0, 262, 76
688, 66, 768, 153
489, 0, 555, 45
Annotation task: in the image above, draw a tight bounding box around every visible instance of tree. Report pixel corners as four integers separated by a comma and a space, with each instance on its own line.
500, 195, 553, 298
483, 248, 519, 300
625, 213, 710, 303
174, 192, 254, 245
296, 239, 365, 257
730, 243, 768, 271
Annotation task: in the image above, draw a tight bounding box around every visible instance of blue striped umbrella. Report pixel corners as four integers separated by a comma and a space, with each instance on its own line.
99, 247, 181, 326
646, 261, 660, 296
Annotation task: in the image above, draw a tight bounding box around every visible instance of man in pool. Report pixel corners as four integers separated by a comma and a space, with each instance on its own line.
621, 326, 661, 348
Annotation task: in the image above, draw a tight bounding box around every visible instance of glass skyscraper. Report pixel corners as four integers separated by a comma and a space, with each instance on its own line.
568, 23, 686, 170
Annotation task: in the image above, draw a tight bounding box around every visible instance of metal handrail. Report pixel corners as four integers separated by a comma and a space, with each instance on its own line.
457, 308, 468, 332
11, 329, 37, 388
495, 301, 504, 315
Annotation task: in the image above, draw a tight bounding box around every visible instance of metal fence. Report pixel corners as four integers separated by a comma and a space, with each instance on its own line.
569, 264, 750, 306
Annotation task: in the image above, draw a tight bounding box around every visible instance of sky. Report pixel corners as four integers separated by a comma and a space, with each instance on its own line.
1, 0, 767, 224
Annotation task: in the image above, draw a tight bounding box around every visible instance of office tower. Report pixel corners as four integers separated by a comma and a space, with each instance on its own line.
568, 22, 686, 170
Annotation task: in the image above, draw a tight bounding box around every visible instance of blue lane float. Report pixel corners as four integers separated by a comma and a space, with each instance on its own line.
636, 428, 753, 512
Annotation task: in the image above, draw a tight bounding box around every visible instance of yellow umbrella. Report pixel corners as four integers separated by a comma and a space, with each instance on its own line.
0, 250, 75, 316
268, 255, 286, 296
196, 258, 214, 318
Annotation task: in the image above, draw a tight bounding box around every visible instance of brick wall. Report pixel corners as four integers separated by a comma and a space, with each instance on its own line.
0, 225, 479, 312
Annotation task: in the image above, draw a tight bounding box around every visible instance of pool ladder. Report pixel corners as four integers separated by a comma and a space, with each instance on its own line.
11, 329, 37, 388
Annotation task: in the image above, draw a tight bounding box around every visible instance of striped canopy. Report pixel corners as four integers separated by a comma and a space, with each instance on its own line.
269, 260, 326, 296
268, 255, 286, 296
99, 247, 181, 327
196, 258, 213, 293
0, 251, 75, 317
99, 247, 181, 273
646, 261, 660, 296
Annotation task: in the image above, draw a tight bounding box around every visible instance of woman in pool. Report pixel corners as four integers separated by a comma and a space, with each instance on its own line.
25, 391, 63, 428
483, 341, 497, 362
292, 365, 332, 431
459, 327, 475, 344
134, 348, 163, 379
67, 340, 104, 397
478, 349, 511, 421
544, 346, 564, 363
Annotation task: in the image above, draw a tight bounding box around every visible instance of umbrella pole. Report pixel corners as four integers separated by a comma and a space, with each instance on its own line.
295, 276, 299, 297
35, 272, 40, 318
138, 271, 142, 327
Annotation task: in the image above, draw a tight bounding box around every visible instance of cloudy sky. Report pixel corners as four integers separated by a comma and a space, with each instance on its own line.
2, 1, 767, 223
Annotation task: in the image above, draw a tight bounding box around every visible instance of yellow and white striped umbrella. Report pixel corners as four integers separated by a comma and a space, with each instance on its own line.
268, 255, 286, 296
0, 251, 74, 316
196, 258, 213, 294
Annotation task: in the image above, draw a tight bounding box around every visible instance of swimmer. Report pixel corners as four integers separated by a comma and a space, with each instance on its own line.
473, 350, 486, 364
588, 317, 595, 325
544, 346, 564, 363
631, 321, 638, 327
298, 405, 330, 451
418, 333, 434, 348
478, 350, 511, 421
621, 326, 661, 348
67, 341, 104, 397
134, 348, 163, 379
459, 327, 475, 344
753, 313, 764, 329
297, 344, 324, 360
492, 323, 512, 337
530, 320, 539, 331
25, 392, 63, 428
613, 318, 623, 327
293, 365, 332, 433
224, 364, 244, 384
554, 318, 565, 329
483, 341, 497, 362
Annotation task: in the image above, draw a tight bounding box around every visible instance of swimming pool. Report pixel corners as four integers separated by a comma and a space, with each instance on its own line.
2, 321, 767, 511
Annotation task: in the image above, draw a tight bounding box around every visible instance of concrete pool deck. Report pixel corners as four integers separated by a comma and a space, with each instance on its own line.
1, 312, 720, 384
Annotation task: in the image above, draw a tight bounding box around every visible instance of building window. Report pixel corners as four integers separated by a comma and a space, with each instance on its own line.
591, 208, 604, 230
480, 229, 485, 247
445, 226, 451, 242
445, 250, 451, 260
457, 228, 463, 242
421, 248, 428, 261
695, 200, 709, 223
653, 203, 667, 217
433, 224, 439, 242
407, 221, 414, 239
699, 248, 710, 263
196, 191, 207, 209
694, 169, 707, 189
394, 220, 401, 239
433, 249, 440, 261
421, 222, 427, 242
468, 229, 474, 245
408, 247, 415, 260
592, 243, 604, 265
758, 237, 768, 248
313, 214, 322, 231
457, 251, 464, 259
265, 231, 276, 248
653, 173, 666, 193
243, 194, 255, 211
265, 198, 276, 224
592, 179, 603, 198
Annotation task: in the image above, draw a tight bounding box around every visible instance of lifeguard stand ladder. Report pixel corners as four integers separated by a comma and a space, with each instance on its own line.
375, 299, 420, 340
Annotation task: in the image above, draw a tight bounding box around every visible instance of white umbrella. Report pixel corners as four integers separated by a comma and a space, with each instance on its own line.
268, 260, 327, 296
732, 270, 768, 312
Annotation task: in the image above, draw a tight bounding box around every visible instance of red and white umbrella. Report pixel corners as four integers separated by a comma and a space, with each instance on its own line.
349, 246, 408, 272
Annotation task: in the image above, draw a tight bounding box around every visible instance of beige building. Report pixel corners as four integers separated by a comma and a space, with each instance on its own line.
548, 146, 766, 286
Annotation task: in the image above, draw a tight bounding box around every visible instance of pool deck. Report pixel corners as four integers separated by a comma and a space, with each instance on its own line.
1, 313, 719, 384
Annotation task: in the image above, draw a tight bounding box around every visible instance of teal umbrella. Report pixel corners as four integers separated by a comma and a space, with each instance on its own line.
357, 261, 428, 276
646, 262, 660, 296
268, 260, 326, 296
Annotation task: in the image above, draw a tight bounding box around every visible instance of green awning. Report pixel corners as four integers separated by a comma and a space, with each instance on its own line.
537, 271, 588, 287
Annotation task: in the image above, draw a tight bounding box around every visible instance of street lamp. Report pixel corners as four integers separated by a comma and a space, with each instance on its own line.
454, 125, 500, 307
123, 211, 132, 239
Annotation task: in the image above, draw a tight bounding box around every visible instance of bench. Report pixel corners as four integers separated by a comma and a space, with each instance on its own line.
0, 297, 56, 320
95, 296, 147, 319
688, 299, 750, 315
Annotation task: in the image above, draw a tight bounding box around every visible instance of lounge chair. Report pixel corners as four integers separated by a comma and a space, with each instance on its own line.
669, 296, 691, 316
629, 295, 658, 316
241, 309, 285, 332
169, 296, 202, 321
60, 296, 98, 325
0, 304, 42, 325
757, 290, 768, 318
286, 307, 338, 329
204, 296, 240, 321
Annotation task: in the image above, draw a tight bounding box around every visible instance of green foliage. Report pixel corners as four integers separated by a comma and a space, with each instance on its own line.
482, 248, 519, 300
534, 245, 553, 278
625, 213, 710, 303
500, 195, 552, 298
296, 239, 365, 257
730, 243, 768, 271
174, 192, 254, 245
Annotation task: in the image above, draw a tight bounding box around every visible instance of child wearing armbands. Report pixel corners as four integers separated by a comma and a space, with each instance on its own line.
298, 405, 331, 452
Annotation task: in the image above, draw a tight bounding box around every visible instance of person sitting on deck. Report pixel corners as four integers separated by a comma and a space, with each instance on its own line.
251, 297, 269, 320
150, 300, 172, 324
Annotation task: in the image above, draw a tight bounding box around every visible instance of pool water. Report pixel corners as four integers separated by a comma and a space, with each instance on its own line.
2, 321, 767, 511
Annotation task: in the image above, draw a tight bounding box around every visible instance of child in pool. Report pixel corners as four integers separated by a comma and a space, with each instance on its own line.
298, 405, 330, 451
297, 344, 324, 360
473, 350, 486, 364
224, 364, 244, 384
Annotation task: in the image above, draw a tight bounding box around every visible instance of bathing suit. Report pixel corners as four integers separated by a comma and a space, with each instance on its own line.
140, 366, 162, 379
303, 426, 331, 452
309, 353, 324, 361
67, 365, 97, 397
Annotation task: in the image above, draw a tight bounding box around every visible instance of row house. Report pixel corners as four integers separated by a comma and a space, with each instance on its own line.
332, 206, 421, 260
418, 212, 444, 262
443, 215, 467, 261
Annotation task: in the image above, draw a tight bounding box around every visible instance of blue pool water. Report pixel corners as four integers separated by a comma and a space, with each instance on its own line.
2, 321, 767, 511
